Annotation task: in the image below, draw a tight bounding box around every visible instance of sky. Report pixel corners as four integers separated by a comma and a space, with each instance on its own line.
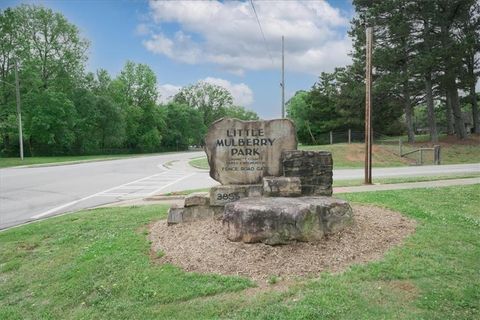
1, 0, 356, 119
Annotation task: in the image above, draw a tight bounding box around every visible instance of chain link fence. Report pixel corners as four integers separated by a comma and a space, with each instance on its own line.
307, 129, 441, 166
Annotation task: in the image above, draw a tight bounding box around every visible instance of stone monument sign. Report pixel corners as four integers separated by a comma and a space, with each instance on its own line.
168, 117, 352, 246
204, 118, 297, 185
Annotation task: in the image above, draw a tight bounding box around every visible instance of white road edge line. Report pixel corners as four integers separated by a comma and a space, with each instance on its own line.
30, 171, 169, 219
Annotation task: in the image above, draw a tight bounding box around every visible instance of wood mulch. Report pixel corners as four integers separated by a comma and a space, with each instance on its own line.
149, 204, 416, 282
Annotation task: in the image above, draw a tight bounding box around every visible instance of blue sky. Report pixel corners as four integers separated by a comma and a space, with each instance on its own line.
2, 0, 355, 119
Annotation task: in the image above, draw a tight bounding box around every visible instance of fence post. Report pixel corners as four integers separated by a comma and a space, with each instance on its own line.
330, 131, 333, 145
399, 138, 402, 156
348, 129, 351, 144
420, 148, 423, 165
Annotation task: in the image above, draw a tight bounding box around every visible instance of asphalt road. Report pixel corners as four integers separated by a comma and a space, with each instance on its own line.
1, 152, 479, 230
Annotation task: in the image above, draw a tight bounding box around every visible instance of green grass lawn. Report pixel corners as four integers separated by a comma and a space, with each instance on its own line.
1, 184, 479, 319
0, 154, 141, 168
189, 157, 209, 169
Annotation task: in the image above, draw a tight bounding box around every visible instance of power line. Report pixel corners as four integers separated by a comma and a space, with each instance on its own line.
250, 0, 274, 65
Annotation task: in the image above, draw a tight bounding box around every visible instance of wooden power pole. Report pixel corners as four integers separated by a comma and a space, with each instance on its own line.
364, 27, 373, 184
14, 59, 24, 160
281, 35, 285, 118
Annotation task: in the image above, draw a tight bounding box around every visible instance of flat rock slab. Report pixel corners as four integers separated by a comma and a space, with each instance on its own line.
167, 204, 223, 225
205, 118, 297, 185
263, 176, 301, 197
184, 192, 210, 207
223, 197, 353, 245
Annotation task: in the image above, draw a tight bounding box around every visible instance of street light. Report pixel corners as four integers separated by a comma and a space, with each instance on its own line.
0, 60, 24, 160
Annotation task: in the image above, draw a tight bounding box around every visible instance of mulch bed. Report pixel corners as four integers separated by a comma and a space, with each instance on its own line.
149, 204, 416, 281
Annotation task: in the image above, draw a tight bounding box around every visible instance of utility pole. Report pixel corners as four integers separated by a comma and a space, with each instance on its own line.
14, 58, 24, 160
364, 27, 373, 184
281, 35, 285, 118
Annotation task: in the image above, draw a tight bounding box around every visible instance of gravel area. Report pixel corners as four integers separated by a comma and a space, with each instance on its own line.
149, 204, 416, 281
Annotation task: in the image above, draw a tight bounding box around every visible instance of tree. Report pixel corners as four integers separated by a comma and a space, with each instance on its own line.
160, 102, 206, 149
224, 105, 259, 121
0, 5, 88, 154
351, 0, 421, 142
23, 89, 76, 155
437, 0, 471, 139
71, 88, 125, 153
111, 61, 163, 151
459, 1, 480, 133
287, 90, 316, 143
13, 5, 88, 92
173, 81, 233, 127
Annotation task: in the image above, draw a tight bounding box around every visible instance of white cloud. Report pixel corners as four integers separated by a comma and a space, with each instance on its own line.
157, 78, 254, 106
144, 31, 201, 64
157, 84, 181, 104
142, 0, 351, 75
203, 77, 254, 106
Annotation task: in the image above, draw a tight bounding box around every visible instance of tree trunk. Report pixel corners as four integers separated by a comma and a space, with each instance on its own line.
471, 82, 479, 134
445, 89, 455, 135
404, 87, 415, 143
425, 72, 438, 142
306, 121, 317, 144
447, 80, 467, 139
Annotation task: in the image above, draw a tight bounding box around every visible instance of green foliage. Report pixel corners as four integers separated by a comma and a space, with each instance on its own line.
287, 67, 405, 144
173, 81, 234, 127
23, 89, 77, 155
224, 105, 259, 121
160, 102, 206, 148
349, 0, 479, 141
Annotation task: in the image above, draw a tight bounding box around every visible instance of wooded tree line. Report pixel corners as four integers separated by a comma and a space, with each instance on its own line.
288, 0, 479, 144
0, 5, 258, 156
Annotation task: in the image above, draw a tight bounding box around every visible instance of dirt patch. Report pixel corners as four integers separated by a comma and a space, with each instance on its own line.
149, 204, 416, 281
344, 144, 365, 162
345, 144, 411, 165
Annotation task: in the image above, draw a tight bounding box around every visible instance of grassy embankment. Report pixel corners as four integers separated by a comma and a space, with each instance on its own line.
189, 136, 480, 170
1, 184, 479, 319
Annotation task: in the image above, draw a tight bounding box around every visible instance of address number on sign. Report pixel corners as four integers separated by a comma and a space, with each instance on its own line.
217, 193, 240, 201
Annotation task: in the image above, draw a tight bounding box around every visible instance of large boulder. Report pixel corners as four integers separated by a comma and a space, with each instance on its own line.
223, 197, 353, 245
